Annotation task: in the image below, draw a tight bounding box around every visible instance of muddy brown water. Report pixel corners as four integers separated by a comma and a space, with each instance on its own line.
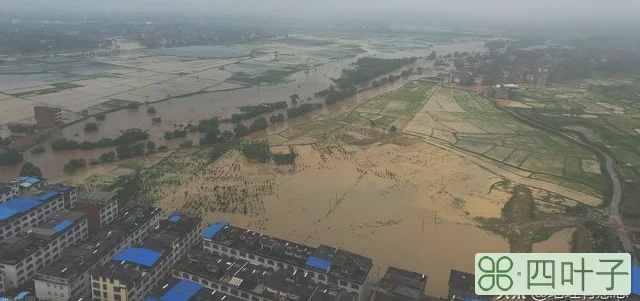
0, 41, 487, 182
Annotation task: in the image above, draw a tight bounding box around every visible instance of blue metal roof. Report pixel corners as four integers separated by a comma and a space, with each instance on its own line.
0, 198, 42, 213
632, 264, 640, 295
305, 256, 332, 272
145, 298, 159, 301
113, 247, 163, 267
35, 191, 58, 201
168, 215, 182, 222
24, 177, 41, 184
201, 221, 230, 239
161, 280, 203, 301
0, 207, 19, 221
53, 220, 74, 232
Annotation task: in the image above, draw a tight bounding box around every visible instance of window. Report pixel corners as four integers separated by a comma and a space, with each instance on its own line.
351, 284, 360, 290
114, 294, 121, 301
93, 282, 99, 288
211, 283, 219, 289
252, 297, 260, 301
221, 286, 228, 292
258, 257, 265, 263
309, 272, 315, 278
103, 292, 108, 298
239, 252, 246, 257
248, 254, 255, 260
103, 284, 107, 289
277, 262, 284, 268
230, 250, 237, 255
93, 290, 100, 297
221, 247, 228, 252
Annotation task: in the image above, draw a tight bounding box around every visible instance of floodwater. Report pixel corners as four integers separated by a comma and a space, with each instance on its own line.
532, 227, 575, 253
0, 40, 487, 182
0, 73, 59, 90
147, 45, 252, 58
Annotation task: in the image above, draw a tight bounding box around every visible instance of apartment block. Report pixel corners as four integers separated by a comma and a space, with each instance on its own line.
48, 183, 78, 209
145, 278, 244, 301
13, 176, 48, 191
172, 249, 359, 301
0, 181, 20, 203
371, 266, 427, 301
0, 189, 67, 241
75, 190, 119, 232
34, 205, 162, 301
201, 221, 373, 301
0, 210, 88, 291
90, 213, 202, 301
34, 106, 62, 128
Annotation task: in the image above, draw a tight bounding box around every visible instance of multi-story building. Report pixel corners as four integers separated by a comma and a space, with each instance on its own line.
48, 184, 78, 209
371, 266, 427, 301
145, 278, 244, 301
0, 189, 68, 241
34, 106, 62, 128
75, 190, 119, 232
448, 270, 489, 301
34, 205, 162, 301
173, 249, 359, 301
90, 213, 202, 301
0, 210, 88, 291
0, 181, 20, 203
13, 176, 47, 191
201, 221, 373, 301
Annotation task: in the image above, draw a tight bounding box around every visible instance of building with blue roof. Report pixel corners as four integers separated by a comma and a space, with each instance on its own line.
0, 210, 88, 291
0, 188, 68, 241
201, 222, 373, 301
34, 205, 162, 301
144, 278, 243, 301
91, 213, 202, 301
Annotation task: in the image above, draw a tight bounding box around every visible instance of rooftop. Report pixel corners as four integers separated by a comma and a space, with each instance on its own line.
448, 270, 475, 293
36, 205, 161, 282
92, 262, 144, 286
113, 247, 163, 268
204, 222, 373, 284
28, 210, 86, 237
146, 278, 243, 301
373, 266, 427, 301
177, 250, 358, 301
14, 176, 44, 188
0, 189, 61, 222
76, 190, 117, 207
158, 212, 202, 236
0, 210, 84, 264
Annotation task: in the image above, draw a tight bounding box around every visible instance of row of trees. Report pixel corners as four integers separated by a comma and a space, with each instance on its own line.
51, 129, 150, 151
0, 149, 23, 166
332, 57, 417, 89
63, 158, 87, 174
231, 101, 288, 122
239, 140, 297, 165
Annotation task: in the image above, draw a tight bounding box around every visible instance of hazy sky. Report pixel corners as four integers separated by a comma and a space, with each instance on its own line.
3, 0, 640, 20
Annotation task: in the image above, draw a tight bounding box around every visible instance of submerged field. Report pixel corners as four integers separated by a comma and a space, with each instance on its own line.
66, 82, 606, 296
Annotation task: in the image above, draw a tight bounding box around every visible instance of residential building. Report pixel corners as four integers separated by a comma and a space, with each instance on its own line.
0, 182, 20, 203
34, 106, 62, 128
0, 189, 67, 241
13, 176, 47, 191
173, 250, 358, 301
34, 205, 162, 301
90, 213, 202, 301
145, 278, 244, 301
48, 183, 78, 209
447, 71, 473, 86
448, 270, 489, 301
0, 210, 88, 291
201, 221, 373, 301
75, 190, 119, 232
371, 266, 427, 301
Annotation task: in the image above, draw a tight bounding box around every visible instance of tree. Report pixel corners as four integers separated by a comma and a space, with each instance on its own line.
427, 51, 436, 60
0, 149, 24, 166
220, 130, 234, 141
100, 151, 116, 163
146, 141, 156, 153
249, 117, 268, 132
116, 144, 132, 159
234, 124, 250, 138
289, 94, 300, 106
19, 162, 42, 177
146, 107, 157, 114
240, 140, 271, 163
84, 122, 98, 132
